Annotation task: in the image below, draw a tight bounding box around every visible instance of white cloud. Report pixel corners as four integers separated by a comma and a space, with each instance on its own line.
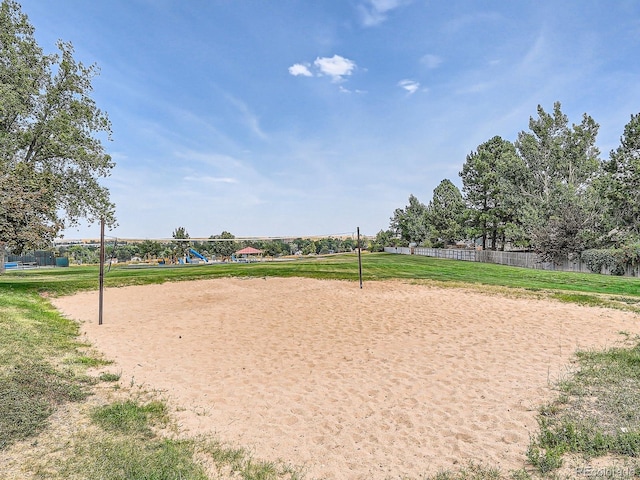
420, 54, 442, 69
314, 55, 356, 82
225, 94, 268, 140
288, 63, 313, 77
289, 55, 358, 86
398, 79, 420, 94
358, 0, 410, 27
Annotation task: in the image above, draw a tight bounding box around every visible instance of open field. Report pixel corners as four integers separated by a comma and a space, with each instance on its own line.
5, 252, 640, 304
2, 253, 640, 479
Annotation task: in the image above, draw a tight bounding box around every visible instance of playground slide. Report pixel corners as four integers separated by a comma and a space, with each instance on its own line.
189, 248, 207, 262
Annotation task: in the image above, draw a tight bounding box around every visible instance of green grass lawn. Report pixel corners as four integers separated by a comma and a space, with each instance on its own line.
3, 252, 640, 299
1, 252, 640, 479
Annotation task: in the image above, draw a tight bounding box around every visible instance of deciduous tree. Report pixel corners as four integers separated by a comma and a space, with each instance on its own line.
1, 0, 115, 272
389, 194, 430, 245
370, 229, 396, 252
171, 227, 190, 259
208, 231, 237, 259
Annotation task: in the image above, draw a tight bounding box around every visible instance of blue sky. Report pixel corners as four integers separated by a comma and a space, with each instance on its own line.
19, 0, 640, 240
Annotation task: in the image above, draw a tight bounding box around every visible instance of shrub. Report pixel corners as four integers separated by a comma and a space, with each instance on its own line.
621, 243, 640, 268
581, 249, 626, 275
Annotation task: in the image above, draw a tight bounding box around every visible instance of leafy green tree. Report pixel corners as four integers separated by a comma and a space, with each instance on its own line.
531, 189, 589, 263
67, 244, 99, 264
359, 235, 371, 251
254, 239, 286, 257
341, 237, 356, 252
427, 179, 465, 247
316, 238, 330, 255
370, 229, 396, 252
389, 194, 430, 245
293, 238, 313, 254
600, 113, 640, 240
302, 240, 317, 255
171, 227, 190, 259
312, 237, 350, 255
137, 240, 163, 259
0, 1, 115, 272
208, 231, 237, 259
0, 164, 57, 255
105, 243, 138, 263
120, 244, 140, 262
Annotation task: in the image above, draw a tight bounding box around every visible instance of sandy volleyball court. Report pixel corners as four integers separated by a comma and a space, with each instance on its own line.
53, 277, 639, 479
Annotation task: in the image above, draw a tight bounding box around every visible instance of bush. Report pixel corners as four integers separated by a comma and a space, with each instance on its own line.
581, 249, 626, 275
621, 243, 640, 268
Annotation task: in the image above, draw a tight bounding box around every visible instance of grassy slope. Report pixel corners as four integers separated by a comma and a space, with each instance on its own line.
0, 287, 93, 455
1, 252, 640, 479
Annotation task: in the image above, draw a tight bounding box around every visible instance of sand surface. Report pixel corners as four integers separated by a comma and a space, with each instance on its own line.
52, 277, 640, 479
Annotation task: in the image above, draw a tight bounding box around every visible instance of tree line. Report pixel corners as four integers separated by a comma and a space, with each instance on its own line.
375, 102, 640, 273
58, 227, 359, 264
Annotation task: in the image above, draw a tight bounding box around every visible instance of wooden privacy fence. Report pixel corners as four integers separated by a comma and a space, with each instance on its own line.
383, 247, 640, 277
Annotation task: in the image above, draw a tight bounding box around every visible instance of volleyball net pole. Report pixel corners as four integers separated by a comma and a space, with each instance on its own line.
357, 226, 363, 289
99, 218, 105, 325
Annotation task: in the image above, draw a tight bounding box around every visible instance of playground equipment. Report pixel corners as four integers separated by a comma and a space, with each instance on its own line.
188, 248, 208, 263
4, 261, 38, 270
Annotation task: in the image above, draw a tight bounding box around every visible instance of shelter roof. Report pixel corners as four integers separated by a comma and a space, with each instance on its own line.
235, 246, 262, 255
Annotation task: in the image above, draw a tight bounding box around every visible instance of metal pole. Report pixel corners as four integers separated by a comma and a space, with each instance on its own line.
99, 218, 105, 325
357, 227, 363, 289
